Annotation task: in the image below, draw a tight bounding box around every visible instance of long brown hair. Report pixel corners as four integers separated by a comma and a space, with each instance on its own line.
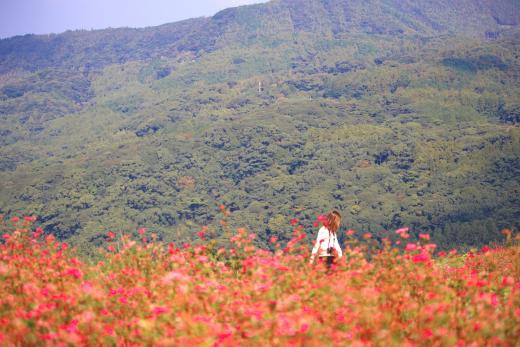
326, 210, 341, 235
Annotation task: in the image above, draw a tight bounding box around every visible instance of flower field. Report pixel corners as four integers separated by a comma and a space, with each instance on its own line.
0, 216, 518, 346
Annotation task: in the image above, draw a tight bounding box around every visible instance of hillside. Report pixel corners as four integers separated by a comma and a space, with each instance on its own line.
0, 0, 519, 254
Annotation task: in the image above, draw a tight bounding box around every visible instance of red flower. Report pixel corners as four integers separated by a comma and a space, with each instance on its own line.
502, 276, 514, 286
138, 228, 146, 236
103, 325, 115, 336
422, 328, 433, 338
197, 231, 205, 239
33, 227, 44, 239
106, 231, 115, 239
412, 253, 429, 263
219, 204, 226, 211
290, 218, 298, 226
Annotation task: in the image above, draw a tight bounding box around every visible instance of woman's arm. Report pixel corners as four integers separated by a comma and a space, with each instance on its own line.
309, 227, 326, 263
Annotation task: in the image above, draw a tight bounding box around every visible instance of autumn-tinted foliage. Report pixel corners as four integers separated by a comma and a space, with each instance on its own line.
0, 216, 518, 346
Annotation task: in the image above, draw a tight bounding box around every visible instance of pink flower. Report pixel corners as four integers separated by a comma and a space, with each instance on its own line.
197, 231, 205, 239
65, 268, 83, 279
405, 243, 417, 251
419, 233, 430, 240
300, 322, 310, 334
161, 271, 188, 284
62, 319, 79, 333
277, 314, 297, 336
138, 228, 146, 236
346, 229, 355, 236
106, 231, 115, 239
270, 236, 278, 244
152, 306, 169, 316
395, 227, 409, 234
491, 293, 498, 307
197, 255, 209, 263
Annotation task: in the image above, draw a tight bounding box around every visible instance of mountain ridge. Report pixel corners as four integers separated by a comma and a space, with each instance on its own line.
0, 0, 518, 74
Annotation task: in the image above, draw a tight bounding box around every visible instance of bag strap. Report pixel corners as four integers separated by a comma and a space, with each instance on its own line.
327, 229, 332, 254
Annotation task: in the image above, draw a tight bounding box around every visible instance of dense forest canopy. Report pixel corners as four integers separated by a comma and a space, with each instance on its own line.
0, 0, 519, 255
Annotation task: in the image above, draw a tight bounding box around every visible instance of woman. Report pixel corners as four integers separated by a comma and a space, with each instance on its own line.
309, 210, 343, 267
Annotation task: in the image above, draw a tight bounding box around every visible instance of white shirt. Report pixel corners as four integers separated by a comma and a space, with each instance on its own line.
311, 226, 342, 260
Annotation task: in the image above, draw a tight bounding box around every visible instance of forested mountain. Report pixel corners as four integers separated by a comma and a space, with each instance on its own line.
0, 0, 519, 255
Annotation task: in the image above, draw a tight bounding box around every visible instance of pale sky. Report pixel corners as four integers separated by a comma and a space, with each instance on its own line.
0, 0, 270, 39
